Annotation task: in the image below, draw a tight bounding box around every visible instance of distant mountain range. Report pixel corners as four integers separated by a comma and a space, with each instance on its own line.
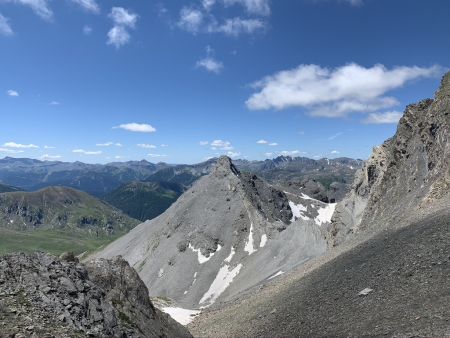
0, 156, 362, 222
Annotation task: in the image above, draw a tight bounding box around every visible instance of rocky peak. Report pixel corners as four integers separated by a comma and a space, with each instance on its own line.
213, 156, 240, 177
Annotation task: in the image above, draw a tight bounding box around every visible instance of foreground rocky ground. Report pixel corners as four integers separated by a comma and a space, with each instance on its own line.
0, 252, 191, 338
190, 208, 450, 337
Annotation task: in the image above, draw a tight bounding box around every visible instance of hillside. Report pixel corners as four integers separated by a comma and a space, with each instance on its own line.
0, 186, 139, 255
103, 181, 184, 221
189, 71, 450, 336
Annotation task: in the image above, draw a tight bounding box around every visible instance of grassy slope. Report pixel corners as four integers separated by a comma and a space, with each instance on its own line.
0, 227, 128, 256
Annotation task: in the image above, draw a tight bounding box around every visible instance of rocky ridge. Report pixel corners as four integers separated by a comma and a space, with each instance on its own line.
0, 252, 191, 337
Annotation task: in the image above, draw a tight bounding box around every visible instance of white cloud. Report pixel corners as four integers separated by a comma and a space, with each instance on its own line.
40, 154, 62, 161
246, 63, 443, 118
71, 0, 99, 13
107, 7, 138, 48
257, 139, 277, 146
83, 25, 92, 35
208, 17, 266, 36
114, 155, 124, 159
160, 144, 168, 147
137, 143, 157, 149
3, 142, 38, 149
44, 145, 55, 149
96, 142, 122, 147
199, 141, 209, 146
178, 7, 203, 33
256, 139, 268, 144
148, 153, 168, 158
342, 0, 364, 6
49, 100, 60, 105
363, 111, 403, 124
202, 0, 216, 10
196, 56, 223, 74
5, 0, 53, 20
269, 142, 278, 146
7, 89, 19, 97
227, 151, 240, 158
114, 123, 156, 133
0, 13, 13, 36
328, 132, 343, 140
279, 150, 300, 156
330, 150, 340, 154
72, 149, 102, 155
223, 0, 271, 16
0, 148, 23, 154
210, 139, 233, 150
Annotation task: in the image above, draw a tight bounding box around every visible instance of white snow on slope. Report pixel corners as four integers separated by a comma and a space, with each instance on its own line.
288, 201, 310, 221
244, 222, 257, 255
161, 307, 200, 325
268, 270, 284, 280
224, 246, 235, 263
314, 203, 336, 225
260, 234, 267, 248
199, 263, 243, 307
189, 243, 222, 264
300, 193, 314, 200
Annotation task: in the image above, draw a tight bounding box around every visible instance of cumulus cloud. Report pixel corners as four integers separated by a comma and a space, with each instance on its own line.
227, 151, 240, 158
196, 56, 224, 74
210, 139, 233, 150
257, 139, 278, 146
137, 143, 157, 149
3, 142, 38, 149
202, 0, 216, 10
223, 0, 270, 16
114, 123, 156, 133
208, 17, 266, 36
71, 0, 99, 13
256, 139, 268, 144
4, 0, 53, 20
7, 89, 19, 97
178, 7, 203, 33
269, 142, 278, 146
0, 148, 24, 154
0, 13, 13, 36
83, 25, 92, 35
363, 111, 403, 124
40, 154, 62, 161
107, 7, 138, 48
44, 145, 55, 149
246, 63, 443, 118
96, 142, 122, 147
330, 150, 340, 154
72, 149, 101, 155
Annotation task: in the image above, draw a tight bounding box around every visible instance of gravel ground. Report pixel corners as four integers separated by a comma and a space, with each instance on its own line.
190, 209, 450, 337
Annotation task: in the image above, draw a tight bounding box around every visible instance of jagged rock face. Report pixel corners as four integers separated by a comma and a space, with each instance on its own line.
330, 72, 450, 246
0, 252, 191, 337
94, 156, 333, 310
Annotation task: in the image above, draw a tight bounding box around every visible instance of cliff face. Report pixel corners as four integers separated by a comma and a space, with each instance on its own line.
0, 252, 192, 337
329, 72, 450, 246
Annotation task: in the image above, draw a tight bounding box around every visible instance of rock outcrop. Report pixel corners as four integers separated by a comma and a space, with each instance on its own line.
0, 252, 192, 337
329, 72, 450, 246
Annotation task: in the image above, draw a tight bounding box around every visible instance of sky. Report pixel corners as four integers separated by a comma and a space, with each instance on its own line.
0, 0, 449, 164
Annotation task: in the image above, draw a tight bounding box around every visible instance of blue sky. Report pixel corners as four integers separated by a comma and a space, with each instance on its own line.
0, 0, 449, 164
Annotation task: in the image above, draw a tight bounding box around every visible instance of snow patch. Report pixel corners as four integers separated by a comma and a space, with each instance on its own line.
289, 201, 310, 221
161, 307, 200, 325
260, 234, 267, 248
300, 193, 314, 200
199, 263, 243, 307
268, 271, 284, 280
189, 243, 222, 264
244, 222, 257, 255
224, 246, 235, 263
314, 203, 336, 225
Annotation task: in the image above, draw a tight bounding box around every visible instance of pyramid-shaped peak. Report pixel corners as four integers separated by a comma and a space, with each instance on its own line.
213, 156, 240, 177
